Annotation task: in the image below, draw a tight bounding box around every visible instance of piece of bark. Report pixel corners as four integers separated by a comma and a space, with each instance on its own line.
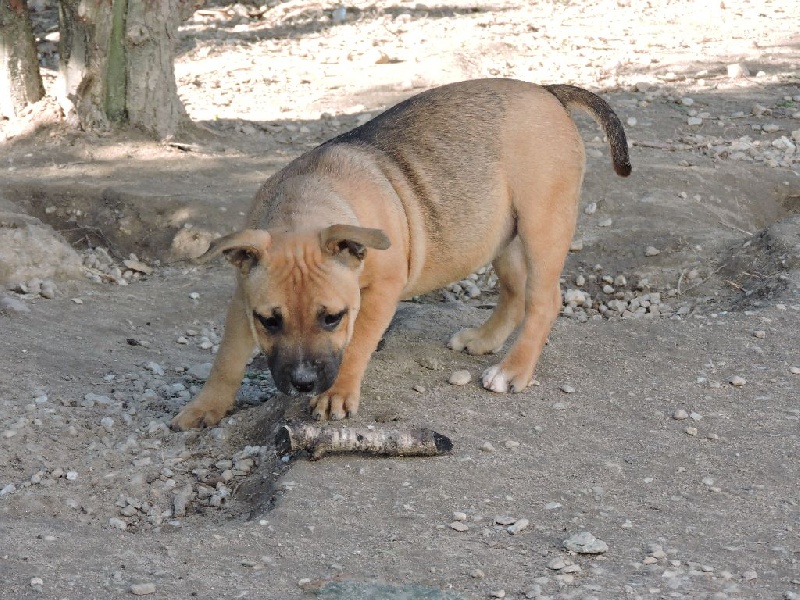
275, 420, 453, 460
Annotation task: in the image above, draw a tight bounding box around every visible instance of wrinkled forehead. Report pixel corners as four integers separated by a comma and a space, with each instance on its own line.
246, 232, 353, 308
264, 231, 325, 280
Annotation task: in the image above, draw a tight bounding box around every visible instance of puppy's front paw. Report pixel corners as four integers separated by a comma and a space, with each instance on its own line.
309, 387, 360, 421
448, 328, 503, 355
170, 400, 228, 431
481, 364, 533, 394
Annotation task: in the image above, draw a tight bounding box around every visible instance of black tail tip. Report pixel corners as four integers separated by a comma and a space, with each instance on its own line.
615, 162, 633, 177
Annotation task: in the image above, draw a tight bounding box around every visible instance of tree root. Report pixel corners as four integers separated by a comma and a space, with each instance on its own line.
275, 420, 453, 460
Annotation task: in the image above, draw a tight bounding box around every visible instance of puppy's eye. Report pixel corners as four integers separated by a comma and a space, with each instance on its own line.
255, 311, 282, 334
320, 309, 347, 331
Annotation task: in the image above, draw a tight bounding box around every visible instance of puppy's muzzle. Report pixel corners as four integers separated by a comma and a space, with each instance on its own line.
270, 352, 342, 396
289, 362, 319, 394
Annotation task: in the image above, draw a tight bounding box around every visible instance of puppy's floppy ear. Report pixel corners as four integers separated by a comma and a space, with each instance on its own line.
320, 224, 391, 265
198, 230, 272, 274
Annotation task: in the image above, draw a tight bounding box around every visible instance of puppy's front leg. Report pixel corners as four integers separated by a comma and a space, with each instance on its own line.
171, 286, 254, 430
310, 285, 401, 421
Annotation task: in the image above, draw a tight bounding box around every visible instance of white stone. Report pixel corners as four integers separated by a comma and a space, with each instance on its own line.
448, 370, 471, 386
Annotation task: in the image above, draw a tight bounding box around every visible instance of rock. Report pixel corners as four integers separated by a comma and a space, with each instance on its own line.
480, 441, 495, 452
448, 370, 471, 386
40, 280, 57, 299
547, 557, 567, 570
452, 511, 467, 521
560, 385, 576, 394
130, 582, 157, 595
187, 363, 213, 380
0, 211, 83, 285
145, 362, 165, 376
173, 485, 193, 517
507, 518, 529, 535
687, 117, 703, 126
727, 63, 750, 78
123, 259, 153, 275
108, 517, 127, 530
563, 531, 608, 554
673, 409, 689, 420
730, 375, 747, 387
645, 246, 661, 257
450, 521, 469, 532
469, 568, 485, 579
0, 295, 29, 313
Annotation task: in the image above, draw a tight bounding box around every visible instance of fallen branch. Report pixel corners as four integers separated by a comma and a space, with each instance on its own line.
276, 420, 453, 460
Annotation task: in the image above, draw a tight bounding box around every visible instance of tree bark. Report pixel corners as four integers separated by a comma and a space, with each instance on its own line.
57, 0, 193, 138
0, 0, 45, 119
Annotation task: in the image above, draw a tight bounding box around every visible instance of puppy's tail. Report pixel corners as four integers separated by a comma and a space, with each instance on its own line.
544, 84, 632, 177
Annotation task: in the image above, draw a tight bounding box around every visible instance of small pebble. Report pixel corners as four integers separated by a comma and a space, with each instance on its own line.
130, 583, 156, 596
789, 367, 799, 375
560, 385, 576, 394
470, 568, 485, 579
563, 531, 608, 554
548, 557, 567, 570
507, 519, 529, 535
100, 417, 114, 432
30, 577, 43, 587
480, 441, 495, 452
687, 116, 703, 126
742, 570, 758, 581
685, 426, 698, 436
645, 246, 661, 257
108, 517, 127, 530
730, 375, 747, 387
450, 521, 469, 532
452, 511, 467, 521
490, 591, 505, 599
448, 370, 471, 386
673, 409, 689, 420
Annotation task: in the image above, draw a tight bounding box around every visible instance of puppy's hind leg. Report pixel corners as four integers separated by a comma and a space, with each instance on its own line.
482, 183, 579, 394
448, 238, 526, 355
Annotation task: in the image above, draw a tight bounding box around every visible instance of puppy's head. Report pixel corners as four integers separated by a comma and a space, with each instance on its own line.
202, 225, 390, 396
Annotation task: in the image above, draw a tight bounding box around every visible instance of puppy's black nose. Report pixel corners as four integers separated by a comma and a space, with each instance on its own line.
289, 363, 317, 394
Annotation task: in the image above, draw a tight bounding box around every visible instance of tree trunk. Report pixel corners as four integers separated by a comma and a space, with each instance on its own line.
0, 0, 46, 119
57, 0, 193, 138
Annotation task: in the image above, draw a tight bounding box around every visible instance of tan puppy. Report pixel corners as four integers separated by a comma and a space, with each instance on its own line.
171, 78, 631, 429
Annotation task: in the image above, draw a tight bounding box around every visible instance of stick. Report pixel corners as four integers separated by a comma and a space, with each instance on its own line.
275, 420, 453, 460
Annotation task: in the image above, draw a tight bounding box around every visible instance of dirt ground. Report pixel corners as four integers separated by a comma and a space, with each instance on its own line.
1, 1, 799, 599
